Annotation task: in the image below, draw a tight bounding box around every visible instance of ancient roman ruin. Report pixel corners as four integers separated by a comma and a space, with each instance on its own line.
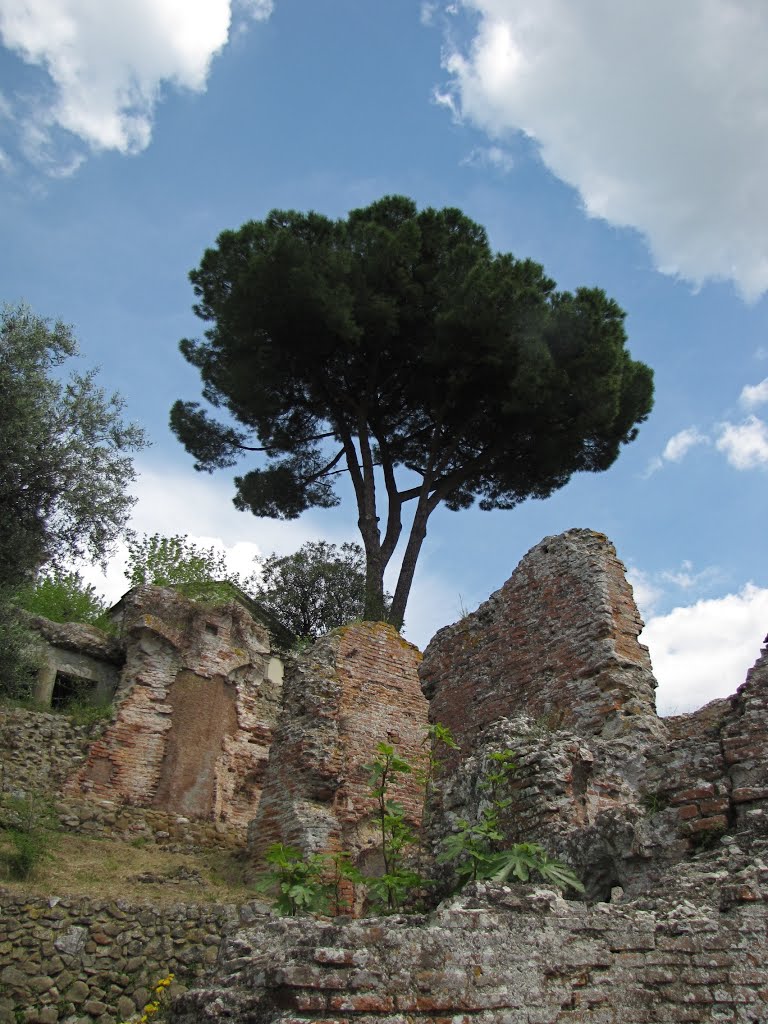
2, 528, 768, 1023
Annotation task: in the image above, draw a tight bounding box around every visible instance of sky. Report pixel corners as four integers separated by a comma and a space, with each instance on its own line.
1, 0, 767, 715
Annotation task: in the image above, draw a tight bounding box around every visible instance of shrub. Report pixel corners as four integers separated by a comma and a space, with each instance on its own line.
15, 568, 107, 625
0, 789, 58, 880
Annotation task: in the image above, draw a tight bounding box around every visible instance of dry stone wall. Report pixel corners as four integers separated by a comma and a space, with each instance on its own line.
248, 622, 428, 882
0, 708, 105, 797
66, 587, 283, 832
0, 890, 270, 1024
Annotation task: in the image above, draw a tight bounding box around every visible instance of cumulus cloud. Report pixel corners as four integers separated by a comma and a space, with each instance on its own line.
641, 585, 768, 715
0, 0, 272, 169
75, 460, 348, 605
715, 415, 768, 469
441, 1, 768, 300
645, 426, 708, 476
741, 377, 768, 408
627, 566, 663, 620
662, 428, 709, 463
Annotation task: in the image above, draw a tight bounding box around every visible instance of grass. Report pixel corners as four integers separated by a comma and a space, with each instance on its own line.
0, 830, 256, 905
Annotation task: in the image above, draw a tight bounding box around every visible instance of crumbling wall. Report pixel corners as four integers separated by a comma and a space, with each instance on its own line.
248, 622, 428, 876
421, 529, 661, 752
420, 530, 768, 902
170, 847, 768, 1024
66, 587, 282, 831
28, 617, 124, 707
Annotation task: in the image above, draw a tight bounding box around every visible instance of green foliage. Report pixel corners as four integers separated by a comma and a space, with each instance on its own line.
485, 843, 584, 891
253, 540, 390, 640
0, 302, 147, 589
365, 741, 423, 912
15, 567, 107, 625
0, 789, 58, 880
253, 843, 332, 916
0, 302, 146, 697
0, 596, 40, 700
64, 697, 114, 728
125, 532, 241, 601
324, 850, 363, 916
172, 196, 654, 628
641, 789, 670, 817
437, 747, 584, 894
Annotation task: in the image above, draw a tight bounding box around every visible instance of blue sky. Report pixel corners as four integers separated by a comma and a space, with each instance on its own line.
1, 0, 767, 713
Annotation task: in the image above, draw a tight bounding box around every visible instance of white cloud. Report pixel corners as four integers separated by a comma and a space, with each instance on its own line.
627, 566, 662, 620
645, 426, 708, 476
442, 1, 768, 300
740, 377, 768, 408
0, 0, 272, 169
715, 415, 768, 469
662, 427, 709, 463
461, 143, 514, 173
660, 560, 722, 593
641, 584, 768, 715
421, 2, 439, 26
75, 460, 353, 605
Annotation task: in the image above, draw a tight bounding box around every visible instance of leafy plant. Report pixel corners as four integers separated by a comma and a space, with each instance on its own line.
365, 741, 423, 912
413, 722, 458, 880
437, 747, 584, 894
485, 842, 584, 891
253, 843, 332, 916
125, 532, 242, 601
15, 568, 107, 625
324, 850, 363, 916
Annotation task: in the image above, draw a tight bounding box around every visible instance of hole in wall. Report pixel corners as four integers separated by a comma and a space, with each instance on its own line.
51, 671, 97, 710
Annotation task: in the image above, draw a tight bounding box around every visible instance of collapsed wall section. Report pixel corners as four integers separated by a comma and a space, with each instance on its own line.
248, 622, 428, 877
420, 528, 660, 751
66, 586, 282, 831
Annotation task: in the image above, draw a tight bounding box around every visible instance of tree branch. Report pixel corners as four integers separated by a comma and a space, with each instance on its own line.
300, 447, 345, 485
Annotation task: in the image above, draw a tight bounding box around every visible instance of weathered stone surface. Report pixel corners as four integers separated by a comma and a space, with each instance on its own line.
65, 586, 283, 830
28, 617, 124, 665
421, 529, 662, 750
169, 847, 768, 1024
5, 530, 768, 1023
0, 892, 263, 1022
248, 622, 428, 881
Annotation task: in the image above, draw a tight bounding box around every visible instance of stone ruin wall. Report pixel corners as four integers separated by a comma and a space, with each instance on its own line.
248, 622, 429, 882
420, 529, 661, 751
4, 528, 768, 1023
65, 586, 284, 832
420, 529, 768, 902
165, 528, 768, 1023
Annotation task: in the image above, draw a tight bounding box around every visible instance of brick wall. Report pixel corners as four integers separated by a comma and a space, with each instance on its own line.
66, 587, 282, 831
170, 851, 768, 1024
248, 622, 428, 882
420, 529, 660, 762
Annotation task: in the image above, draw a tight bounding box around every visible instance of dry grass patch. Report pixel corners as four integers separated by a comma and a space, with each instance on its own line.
0, 830, 255, 905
